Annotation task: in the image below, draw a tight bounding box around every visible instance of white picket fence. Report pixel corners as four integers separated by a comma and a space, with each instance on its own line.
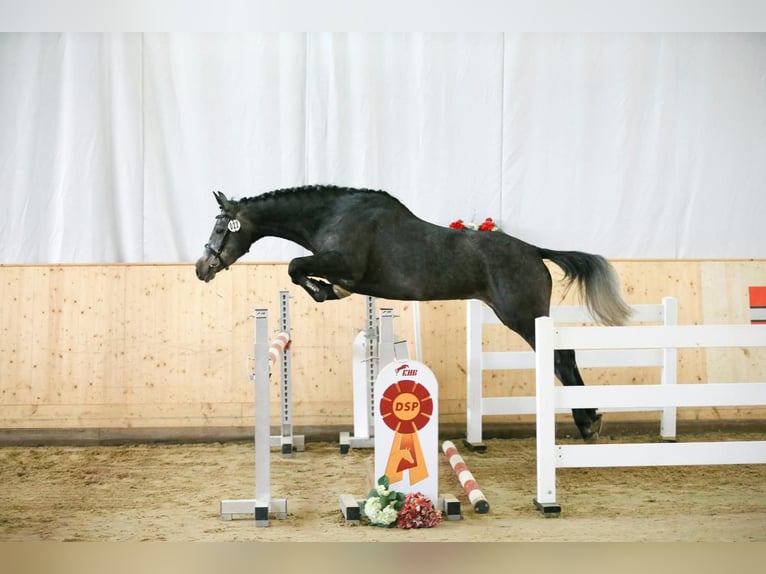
466, 297, 678, 447
533, 316, 766, 516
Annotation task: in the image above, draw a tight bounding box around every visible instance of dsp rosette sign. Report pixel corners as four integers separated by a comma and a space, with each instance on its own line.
374, 360, 439, 503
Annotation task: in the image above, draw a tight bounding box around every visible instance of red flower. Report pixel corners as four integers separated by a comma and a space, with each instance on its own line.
478, 217, 496, 232
449, 219, 466, 230
396, 492, 442, 529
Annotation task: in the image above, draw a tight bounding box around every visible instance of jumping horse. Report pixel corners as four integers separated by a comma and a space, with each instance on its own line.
196, 185, 632, 440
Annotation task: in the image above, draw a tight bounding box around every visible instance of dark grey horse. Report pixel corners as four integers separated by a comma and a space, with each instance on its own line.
196, 185, 632, 439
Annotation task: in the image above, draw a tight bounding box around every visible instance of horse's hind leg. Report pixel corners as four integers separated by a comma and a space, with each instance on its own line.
487, 299, 602, 440
554, 349, 603, 440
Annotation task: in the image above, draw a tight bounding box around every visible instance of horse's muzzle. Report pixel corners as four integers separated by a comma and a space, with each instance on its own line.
195, 256, 218, 282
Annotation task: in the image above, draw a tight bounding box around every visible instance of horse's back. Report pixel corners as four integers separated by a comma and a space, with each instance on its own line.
305, 187, 552, 308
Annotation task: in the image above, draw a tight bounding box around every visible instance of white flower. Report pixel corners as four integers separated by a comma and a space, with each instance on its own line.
375, 484, 389, 496
364, 496, 399, 525
364, 497, 382, 520
379, 505, 398, 525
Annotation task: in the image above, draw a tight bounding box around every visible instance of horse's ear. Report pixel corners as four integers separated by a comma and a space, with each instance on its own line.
213, 190, 231, 211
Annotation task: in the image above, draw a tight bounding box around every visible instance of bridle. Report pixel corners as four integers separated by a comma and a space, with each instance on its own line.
205, 213, 243, 270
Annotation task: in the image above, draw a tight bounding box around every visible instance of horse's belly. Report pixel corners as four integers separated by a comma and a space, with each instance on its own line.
352, 268, 482, 302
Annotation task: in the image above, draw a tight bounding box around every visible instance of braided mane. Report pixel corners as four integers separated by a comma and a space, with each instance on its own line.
239, 184, 403, 207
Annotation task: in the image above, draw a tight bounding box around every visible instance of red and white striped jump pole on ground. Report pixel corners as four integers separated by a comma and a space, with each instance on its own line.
442, 440, 490, 513
268, 332, 290, 367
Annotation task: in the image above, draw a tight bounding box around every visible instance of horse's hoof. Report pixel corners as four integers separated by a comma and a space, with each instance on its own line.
579, 414, 603, 442
311, 291, 328, 302
591, 413, 604, 436
332, 285, 353, 299
585, 414, 604, 442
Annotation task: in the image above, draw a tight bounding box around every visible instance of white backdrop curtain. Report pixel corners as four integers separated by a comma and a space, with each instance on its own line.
1, 33, 765, 263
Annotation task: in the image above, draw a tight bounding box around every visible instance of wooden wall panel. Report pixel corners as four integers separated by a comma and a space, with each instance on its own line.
1, 259, 764, 432
698, 261, 766, 420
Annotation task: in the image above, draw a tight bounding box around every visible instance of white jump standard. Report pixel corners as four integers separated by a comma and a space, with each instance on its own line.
244, 291, 303, 453
273, 291, 303, 455
220, 303, 290, 526
340, 299, 409, 454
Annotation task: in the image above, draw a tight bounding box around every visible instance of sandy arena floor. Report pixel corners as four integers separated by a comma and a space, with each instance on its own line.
1, 432, 765, 542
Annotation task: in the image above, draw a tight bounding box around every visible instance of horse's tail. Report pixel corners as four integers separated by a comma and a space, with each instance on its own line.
538, 248, 632, 326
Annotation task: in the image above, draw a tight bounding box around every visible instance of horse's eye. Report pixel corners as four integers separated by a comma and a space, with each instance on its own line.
214, 227, 224, 234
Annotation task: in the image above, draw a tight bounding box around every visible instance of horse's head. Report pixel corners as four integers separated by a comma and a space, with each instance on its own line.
195, 191, 255, 282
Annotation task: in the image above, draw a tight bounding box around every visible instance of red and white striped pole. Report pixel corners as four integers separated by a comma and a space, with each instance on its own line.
268, 332, 290, 366
442, 440, 490, 513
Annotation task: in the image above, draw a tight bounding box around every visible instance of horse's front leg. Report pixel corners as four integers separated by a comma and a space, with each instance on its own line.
288, 252, 356, 303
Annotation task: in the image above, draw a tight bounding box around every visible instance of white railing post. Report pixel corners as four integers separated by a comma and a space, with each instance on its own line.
534, 316, 560, 516
466, 300, 483, 448
660, 296, 678, 440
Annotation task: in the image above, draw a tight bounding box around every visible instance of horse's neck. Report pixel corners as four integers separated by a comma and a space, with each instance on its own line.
243, 195, 319, 251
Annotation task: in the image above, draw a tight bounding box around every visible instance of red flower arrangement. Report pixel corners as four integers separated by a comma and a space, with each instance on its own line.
449, 217, 502, 232
395, 492, 443, 529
